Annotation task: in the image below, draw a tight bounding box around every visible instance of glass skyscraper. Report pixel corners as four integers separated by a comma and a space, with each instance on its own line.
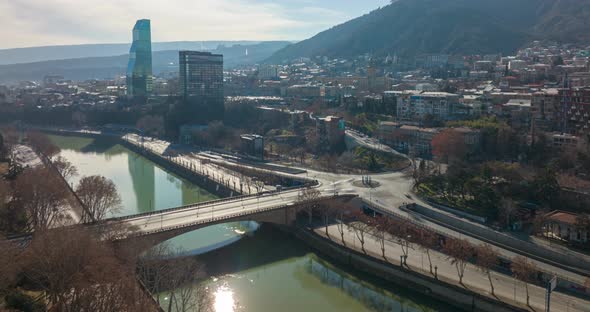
126, 19, 153, 98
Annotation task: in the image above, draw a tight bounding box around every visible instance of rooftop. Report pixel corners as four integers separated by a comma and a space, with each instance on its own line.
545, 210, 581, 225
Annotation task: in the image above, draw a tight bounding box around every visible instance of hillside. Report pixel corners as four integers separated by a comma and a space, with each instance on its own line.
267, 0, 590, 63
0, 42, 290, 83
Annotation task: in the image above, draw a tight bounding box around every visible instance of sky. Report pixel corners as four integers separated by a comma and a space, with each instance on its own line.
0, 0, 390, 49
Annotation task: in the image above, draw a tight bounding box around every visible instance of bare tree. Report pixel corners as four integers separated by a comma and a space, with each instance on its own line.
297, 187, 321, 225
386, 219, 416, 266
347, 211, 374, 253
76, 175, 122, 223
14, 167, 69, 230
511, 256, 537, 306
53, 155, 78, 180
475, 244, 499, 295
0, 238, 21, 296
442, 238, 473, 285
22, 227, 153, 312
27, 131, 60, 158
417, 228, 439, 275
138, 243, 210, 312
318, 201, 343, 236
374, 216, 394, 259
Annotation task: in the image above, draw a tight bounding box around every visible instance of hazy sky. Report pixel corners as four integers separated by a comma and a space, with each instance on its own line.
0, 0, 390, 49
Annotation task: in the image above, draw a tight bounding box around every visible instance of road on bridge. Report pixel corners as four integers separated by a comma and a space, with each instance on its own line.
108, 188, 345, 237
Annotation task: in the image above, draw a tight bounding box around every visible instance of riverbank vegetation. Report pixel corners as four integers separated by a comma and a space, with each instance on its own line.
0, 129, 214, 311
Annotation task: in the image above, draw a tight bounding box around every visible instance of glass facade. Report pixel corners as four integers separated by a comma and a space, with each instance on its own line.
126, 19, 153, 97
179, 51, 223, 102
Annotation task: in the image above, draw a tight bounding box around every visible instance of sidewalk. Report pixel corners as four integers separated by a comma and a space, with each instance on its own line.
314, 224, 590, 312
123, 134, 272, 195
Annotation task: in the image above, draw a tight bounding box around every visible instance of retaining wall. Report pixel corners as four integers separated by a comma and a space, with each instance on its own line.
293, 228, 527, 312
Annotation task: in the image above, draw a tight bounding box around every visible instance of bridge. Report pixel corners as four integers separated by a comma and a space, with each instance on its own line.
98, 188, 356, 248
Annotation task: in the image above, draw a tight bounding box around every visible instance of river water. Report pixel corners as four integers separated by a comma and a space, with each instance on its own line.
50, 134, 453, 312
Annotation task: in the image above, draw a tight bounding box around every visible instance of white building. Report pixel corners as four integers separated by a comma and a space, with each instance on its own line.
258, 65, 279, 80
396, 91, 460, 121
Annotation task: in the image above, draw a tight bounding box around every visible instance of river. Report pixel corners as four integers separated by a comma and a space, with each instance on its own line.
49, 134, 454, 312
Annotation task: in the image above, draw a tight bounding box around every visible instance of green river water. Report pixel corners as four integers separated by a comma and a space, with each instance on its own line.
49, 134, 453, 312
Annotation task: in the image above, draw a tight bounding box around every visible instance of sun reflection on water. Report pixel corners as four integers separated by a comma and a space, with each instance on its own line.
213, 285, 236, 312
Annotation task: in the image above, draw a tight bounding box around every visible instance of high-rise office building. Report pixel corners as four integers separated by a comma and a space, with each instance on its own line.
179, 51, 224, 121
179, 51, 223, 100
126, 19, 153, 98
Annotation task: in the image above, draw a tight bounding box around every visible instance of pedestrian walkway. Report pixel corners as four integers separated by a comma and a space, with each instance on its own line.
315, 224, 590, 312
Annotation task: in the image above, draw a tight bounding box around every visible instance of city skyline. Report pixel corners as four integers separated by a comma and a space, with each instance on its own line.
0, 0, 390, 49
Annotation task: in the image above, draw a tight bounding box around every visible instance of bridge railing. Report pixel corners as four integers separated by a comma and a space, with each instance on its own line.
103, 184, 317, 223
124, 195, 352, 238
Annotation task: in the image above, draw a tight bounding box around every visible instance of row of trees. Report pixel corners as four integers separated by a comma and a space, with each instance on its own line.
298, 199, 542, 304
0, 155, 122, 234
0, 129, 126, 235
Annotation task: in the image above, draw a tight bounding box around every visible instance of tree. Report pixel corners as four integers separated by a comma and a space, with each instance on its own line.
475, 244, 499, 295
76, 175, 122, 223
137, 115, 165, 138
417, 228, 439, 275
138, 243, 210, 312
385, 219, 418, 266
297, 187, 321, 225
532, 168, 560, 206
442, 238, 473, 285
511, 256, 537, 306
347, 211, 374, 253
53, 156, 78, 181
374, 216, 395, 259
22, 227, 153, 312
27, 131, 60, 158
14, 167, 69, 230
335, 206, 349, 245
0, 180, 27, 234
0, 238, 21, 297
318, 201, 340, 236
432, 129, 467, 164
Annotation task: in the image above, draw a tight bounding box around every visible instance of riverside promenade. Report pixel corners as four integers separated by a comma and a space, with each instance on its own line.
307, 224, 590, 312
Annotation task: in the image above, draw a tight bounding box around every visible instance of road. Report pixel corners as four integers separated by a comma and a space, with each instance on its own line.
44, 128, 589, 298
122, 131, 588, 286
319, 224, 590, 312
346, 129, 409, 159
109, 188, 340, 236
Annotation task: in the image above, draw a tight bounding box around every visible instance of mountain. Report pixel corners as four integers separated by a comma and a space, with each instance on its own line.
0, 41, 271, 65
0, 42, 290, 83
267, 0, 590, 63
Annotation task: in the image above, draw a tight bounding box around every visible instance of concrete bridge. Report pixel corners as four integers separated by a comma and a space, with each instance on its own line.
99, 188, 356, 248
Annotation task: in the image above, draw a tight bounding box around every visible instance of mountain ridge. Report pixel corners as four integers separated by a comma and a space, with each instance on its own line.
0, 42, 290, 83
0, 41, 291, 65
267, 0, 590, 63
